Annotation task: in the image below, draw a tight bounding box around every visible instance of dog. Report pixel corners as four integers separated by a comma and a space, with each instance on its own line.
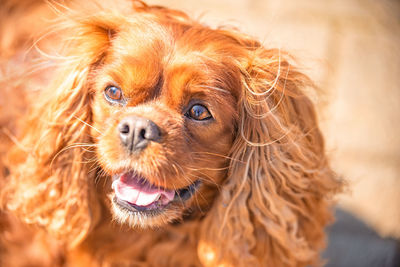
0, 0, 341, 266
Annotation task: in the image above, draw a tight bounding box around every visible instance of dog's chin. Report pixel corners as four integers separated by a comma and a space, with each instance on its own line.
110, 171, 201, 228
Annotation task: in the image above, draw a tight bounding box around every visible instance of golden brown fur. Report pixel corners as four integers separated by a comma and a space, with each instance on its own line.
0, 0, 341, 266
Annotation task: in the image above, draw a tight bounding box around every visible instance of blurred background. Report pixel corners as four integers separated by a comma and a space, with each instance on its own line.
147, 0, 400, 266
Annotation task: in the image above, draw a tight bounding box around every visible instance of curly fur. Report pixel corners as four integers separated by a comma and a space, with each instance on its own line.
0, 1, 341, 266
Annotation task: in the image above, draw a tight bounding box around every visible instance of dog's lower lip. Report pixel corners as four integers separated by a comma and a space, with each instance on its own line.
112, 172, 200, 213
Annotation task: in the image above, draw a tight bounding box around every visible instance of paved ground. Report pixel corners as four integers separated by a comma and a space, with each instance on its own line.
324, 209, 400, 267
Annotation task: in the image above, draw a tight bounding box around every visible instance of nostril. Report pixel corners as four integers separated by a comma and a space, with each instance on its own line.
119, 123, 130, 134
139, 128, 146, 139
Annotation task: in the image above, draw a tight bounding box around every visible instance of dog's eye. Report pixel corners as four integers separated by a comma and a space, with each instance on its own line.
186, 104, 212, 121
104, 86, 123, 102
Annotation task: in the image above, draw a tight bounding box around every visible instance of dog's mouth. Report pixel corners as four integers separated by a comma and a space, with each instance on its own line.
111, 172, 200, 214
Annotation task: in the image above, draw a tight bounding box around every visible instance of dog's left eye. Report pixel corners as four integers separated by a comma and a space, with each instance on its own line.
104, 86, 123, 102
186, 104, 212, 121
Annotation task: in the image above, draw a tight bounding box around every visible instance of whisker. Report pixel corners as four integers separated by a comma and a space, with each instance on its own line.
73, 116, 102, 134
33, 43, 78, 61
49, 143, 97, 171
189, 151, 245, 163
182, 170, 222, 192
185, 166, 229, 172
189, 179, 207, 214
1, 128, 30, 152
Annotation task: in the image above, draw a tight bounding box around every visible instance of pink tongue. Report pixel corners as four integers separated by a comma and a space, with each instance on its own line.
112, 174, 175, 207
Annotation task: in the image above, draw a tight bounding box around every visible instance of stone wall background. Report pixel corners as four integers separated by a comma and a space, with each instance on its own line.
147, 0, 400, 238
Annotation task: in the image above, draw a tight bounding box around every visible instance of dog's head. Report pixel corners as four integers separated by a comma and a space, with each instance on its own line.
2, 1, 341, 265
91, 13, 241, 227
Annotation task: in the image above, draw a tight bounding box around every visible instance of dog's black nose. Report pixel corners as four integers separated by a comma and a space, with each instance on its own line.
118, 116, 161, 153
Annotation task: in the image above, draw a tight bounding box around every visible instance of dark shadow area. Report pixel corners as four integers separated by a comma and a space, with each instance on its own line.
323, 209, 400, 267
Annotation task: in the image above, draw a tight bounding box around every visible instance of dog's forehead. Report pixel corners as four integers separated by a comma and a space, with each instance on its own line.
104, 19, 170, 90
105, 21, 239, 108
162, 52, 233, 107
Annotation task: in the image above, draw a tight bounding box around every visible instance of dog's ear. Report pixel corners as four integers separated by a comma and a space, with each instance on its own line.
199, 37, 341, 266
0, 14, 123, 247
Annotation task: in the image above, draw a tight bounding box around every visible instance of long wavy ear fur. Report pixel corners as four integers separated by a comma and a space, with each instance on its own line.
0, 10, 123, 247
199, 38, 342, 267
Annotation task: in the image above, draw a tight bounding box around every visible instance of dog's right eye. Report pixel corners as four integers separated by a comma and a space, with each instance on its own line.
104, 86, 123, 103
186, 104, 212, 121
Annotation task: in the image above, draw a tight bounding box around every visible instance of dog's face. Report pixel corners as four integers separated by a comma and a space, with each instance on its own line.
90, 18, 240, 227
